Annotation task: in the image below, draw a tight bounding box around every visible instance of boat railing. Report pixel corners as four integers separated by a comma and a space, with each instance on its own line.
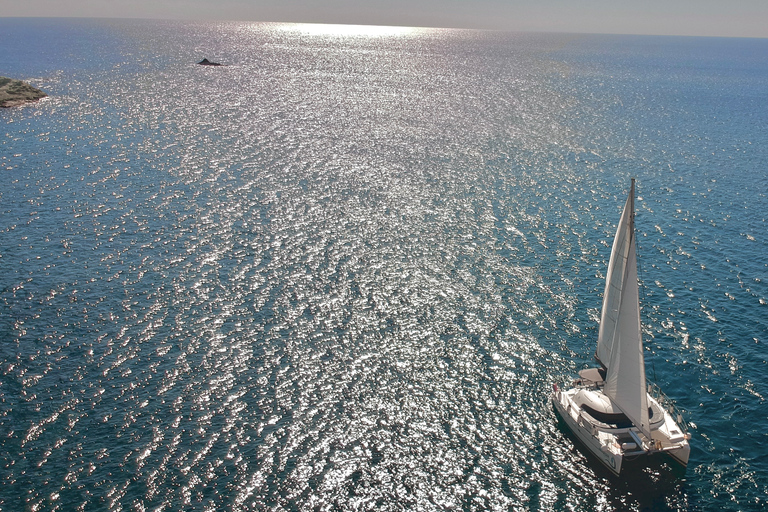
648, 382, 689, 435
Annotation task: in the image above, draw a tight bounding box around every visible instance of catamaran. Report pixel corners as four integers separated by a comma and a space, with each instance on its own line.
552, 179, 691, 475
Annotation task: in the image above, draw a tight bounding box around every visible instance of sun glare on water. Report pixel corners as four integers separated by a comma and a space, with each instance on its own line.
279, 23, 423, 38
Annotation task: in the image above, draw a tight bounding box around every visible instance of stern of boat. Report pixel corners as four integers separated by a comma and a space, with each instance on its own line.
551, 383, 625, 475
647, 384, 691, 468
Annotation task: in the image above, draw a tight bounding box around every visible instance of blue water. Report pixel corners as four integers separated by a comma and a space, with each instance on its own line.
1, 18, 767, 511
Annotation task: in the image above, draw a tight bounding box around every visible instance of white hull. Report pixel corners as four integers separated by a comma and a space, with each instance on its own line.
553, 387, 625, 475
552, 383, 690, 476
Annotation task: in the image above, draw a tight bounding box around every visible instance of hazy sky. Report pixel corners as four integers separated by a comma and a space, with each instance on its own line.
1, 0, 766, 38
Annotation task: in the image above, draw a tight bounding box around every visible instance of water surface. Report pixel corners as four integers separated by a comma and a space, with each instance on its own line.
1, 18, 767, 511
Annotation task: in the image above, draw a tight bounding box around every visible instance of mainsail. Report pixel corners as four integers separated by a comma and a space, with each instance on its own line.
597, 180, 651, 438
596, 181, 635, 367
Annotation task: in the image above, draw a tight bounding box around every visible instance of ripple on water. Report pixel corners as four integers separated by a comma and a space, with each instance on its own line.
1, 20, 767, 512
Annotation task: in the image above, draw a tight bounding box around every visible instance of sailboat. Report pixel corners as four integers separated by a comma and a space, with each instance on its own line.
552, 179, 691, 475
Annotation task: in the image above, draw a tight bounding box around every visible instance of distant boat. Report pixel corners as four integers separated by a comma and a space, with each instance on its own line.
197, 58, 223, 66
552, 179, 691, 475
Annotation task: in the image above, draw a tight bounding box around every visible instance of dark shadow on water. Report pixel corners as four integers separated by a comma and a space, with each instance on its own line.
553, 405, 700, 511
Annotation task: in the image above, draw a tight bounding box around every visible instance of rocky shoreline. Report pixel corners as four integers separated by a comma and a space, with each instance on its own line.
0, 77, 47, 107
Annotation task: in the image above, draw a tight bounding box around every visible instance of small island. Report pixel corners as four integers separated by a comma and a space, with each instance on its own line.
0, 77, 47, 108
197, 58, 223, 66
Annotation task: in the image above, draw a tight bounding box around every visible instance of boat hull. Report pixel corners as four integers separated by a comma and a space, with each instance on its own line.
553, 387, 624, 475
553, 384, 690, 476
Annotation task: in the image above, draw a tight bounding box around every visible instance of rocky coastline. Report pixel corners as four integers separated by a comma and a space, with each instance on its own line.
0, 77, 47, 107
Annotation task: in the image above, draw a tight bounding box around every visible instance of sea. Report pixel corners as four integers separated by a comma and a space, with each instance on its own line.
1, 17, 767, 511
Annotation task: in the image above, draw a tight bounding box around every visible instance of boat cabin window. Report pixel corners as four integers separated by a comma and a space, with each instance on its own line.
580, 404, 633, 428
580, 404, 655, 428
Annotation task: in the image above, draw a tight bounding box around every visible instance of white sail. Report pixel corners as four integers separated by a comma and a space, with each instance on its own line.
595, 183, 635, 368
603, 232, 651, 438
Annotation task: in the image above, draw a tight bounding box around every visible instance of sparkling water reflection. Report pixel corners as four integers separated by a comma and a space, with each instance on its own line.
1, 19, 767, 511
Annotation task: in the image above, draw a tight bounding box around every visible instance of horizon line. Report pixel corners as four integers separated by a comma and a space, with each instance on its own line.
2, 15, 767, 40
